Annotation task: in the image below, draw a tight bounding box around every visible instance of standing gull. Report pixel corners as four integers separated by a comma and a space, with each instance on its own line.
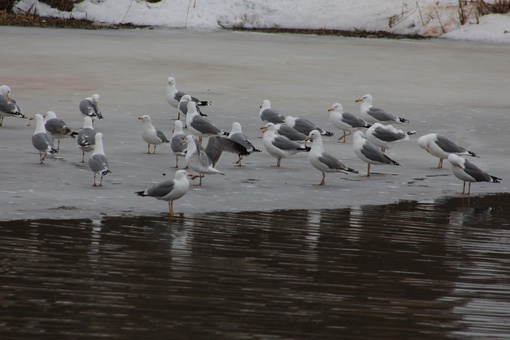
88, 132, 111, 187
178, 94, 207, 122
306, 130, 358, 186
418, 133, 477, 169
260, 122, 310, 167
328, 103, 370, 143
259, 99, 286, 124
285, 115, 334, 137
185, 101, 228, 142
138, 114, 170, 154
166, 77, 211, 118
31, 114, 58, 164
183, 135, 224, 186
0, 85, 25, 126
77, 116, 96, 163
355, 94, 409, 124
366, 123, 416, 152
448, 154, 501, 195
44, 111, 79, 150
79, 94, 103, 121
226, 122, 262, 166
171, 120, 187, 168
353, 131, 402, 177
135, 170, 191, 217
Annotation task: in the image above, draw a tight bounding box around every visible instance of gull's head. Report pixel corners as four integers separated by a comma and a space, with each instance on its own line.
138, 114, 151, 122
44, 111, 57, 120
180, 94, 192, 103
173, 119, 184, 130
92, 94, 100, 103
328, 103, 343, 113
186, 101, 197, 112
175, 169, 189, 180
167, 77, 176, 86
417, 134, 430, 152
260, 122, 275, 133
305, 130, 321, 142
448, 154, 465, 169
353, 130, 365, 140
0, 85, 11, 98
183, 134, 195, 144
231, 122, 242, 134
30, 114, 43, 122
260, 99, 271, 110
355, 94, 372, 104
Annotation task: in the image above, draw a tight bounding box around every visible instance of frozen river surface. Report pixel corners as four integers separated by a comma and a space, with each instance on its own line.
0, 27, 509, 220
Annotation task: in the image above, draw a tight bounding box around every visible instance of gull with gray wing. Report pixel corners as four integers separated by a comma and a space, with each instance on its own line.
306, 130, 358, 186
138, 114, 170, 154
418, 133, 477, 169
88, 132, 111, 187
260, 122, 310, 167
353, 131, 402, 177
31, 114, 58, 164
355, 94, 409, 124
77, 116, 96, 163
366, 123, 416, 152
44, 111, 78, 150
171, 120, 187, 168
328, 102, 370, 143
448, 154, 500, 195
0, 85, 25, 126
183, 135, 225, 186
135, 170, 191, 217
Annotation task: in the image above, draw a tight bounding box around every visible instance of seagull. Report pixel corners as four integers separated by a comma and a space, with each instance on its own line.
31, 114, 58, 164
366, 123, 416, 152
259, 99, 286, 124
177, 94, 207, 122
260, 122, 310, 167
166, 77, 211, 118
226, 122, 262, 166
135, 170, 191, 217
418, 133, 477, 169
79, 94, 103, 121
77, 116, 96, 163
328, 103, 370, 143
171, 120, 187, 168
273, 123, 308, 142
43, 111, 79, 150
88, 132, 111, 187
0, 85, 25, 126
355, 94, 409, 124
183, 135, 225, 186
185, 101, 228, 142
285, 115, 334, 137
352, 131, 402, 177
138, 114, 170, 154
448, 154, 501, 195
305, 130, 358, 186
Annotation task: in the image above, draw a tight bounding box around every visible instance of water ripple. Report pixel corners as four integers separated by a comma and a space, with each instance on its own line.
1, 194, 510, 338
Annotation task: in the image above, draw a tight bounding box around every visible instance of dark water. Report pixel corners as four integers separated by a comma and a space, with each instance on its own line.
1, 194, 510, 339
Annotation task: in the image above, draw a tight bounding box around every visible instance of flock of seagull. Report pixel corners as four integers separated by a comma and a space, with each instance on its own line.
0, 77, 503, 216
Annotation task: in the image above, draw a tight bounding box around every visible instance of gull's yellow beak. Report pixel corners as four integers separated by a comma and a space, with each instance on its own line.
260, 126, 267, 133
355, 98, 362, 103
137, 116, 144, 120
327, 108, 334, 112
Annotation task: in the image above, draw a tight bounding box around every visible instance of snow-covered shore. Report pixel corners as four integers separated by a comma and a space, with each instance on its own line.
13, 0, 510, 43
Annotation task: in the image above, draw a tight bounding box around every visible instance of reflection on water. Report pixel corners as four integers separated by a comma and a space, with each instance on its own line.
1, 194, 510, 339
